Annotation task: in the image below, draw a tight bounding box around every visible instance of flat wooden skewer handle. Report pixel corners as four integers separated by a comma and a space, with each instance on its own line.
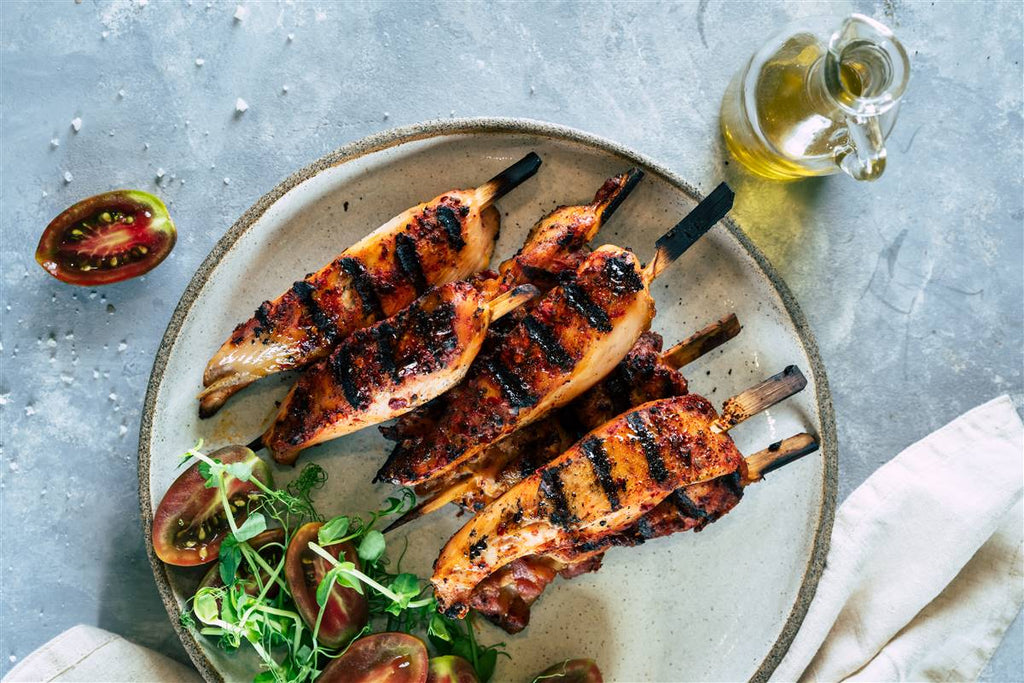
477, 152, 543, 206
488, 284, 540, 320
642, 182, 735, 283
661, 313, 741, 369
712, 365, 807, 433
743, 433, 819, 484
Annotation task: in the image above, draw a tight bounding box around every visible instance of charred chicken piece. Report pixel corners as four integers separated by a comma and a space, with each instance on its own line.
260, 282, 537, 465
470, 434, 818, 633
197, 153, 542, 418
431, 393, 746, 618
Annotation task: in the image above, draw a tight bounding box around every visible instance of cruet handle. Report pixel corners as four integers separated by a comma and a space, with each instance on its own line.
836, 113, 887, 181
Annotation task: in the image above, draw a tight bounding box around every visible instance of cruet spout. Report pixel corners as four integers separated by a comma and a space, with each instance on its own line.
825, 14, 910, 181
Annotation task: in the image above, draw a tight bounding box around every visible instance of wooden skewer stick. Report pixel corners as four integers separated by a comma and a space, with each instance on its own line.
476, 152, 543, 206
487, 284, 540, 320
642, 182, 735, 283
661, 313, 741, 369
742, 432, 819, 484
598, 167, 645, 223
712, 365, 808, 434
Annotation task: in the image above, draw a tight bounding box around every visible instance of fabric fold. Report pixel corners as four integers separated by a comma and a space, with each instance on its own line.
773, 395, 1024, 682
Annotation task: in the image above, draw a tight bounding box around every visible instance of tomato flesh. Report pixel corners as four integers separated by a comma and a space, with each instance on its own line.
426, 656, 479, 683
286, 522, 369, 649
318, 632, 428, 683
36, 189, 176, 285
152, 446, 271, 566
533, 659, 603, 683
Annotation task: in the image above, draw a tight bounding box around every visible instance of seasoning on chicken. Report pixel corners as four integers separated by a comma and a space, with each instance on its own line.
258, 282, 538, 465
389, 314, 741, 530
197, 153, 543, 418
469, 433, 819, 633
376, 184, 736, 490
430, 366, 807, 618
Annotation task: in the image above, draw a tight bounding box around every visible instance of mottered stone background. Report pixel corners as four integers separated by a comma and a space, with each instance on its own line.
1, 0, 1021, 679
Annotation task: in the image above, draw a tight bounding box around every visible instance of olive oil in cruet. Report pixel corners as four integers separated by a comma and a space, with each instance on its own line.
721, 14, 909, 181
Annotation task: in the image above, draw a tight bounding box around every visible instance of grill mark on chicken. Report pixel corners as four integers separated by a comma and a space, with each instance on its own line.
371, 321, 399, 382
626, 411, 669, 483
485, 358, 537, 408
330, 346, 367, 409
539, 465, 576, 529
667, 489, 710, 520
394, 232, 428, 294
337, 257, 385, 319
413, 302, 459, 360
253, 302, 272, 337
436, 206, 466, 251
581, 437, 620, 510
602, 254, 644, 294
290, 280, 338, 344
522, 316, 575, 371
561, 282, 611, 332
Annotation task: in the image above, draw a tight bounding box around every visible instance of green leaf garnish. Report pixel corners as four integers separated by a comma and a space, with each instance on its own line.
357, 530, 386, 563
218, 535, 242, 585
318, 515, 350, 545
232, 512, 266, 543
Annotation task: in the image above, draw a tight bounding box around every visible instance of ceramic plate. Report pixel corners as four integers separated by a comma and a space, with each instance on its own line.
139, 118, 836, 683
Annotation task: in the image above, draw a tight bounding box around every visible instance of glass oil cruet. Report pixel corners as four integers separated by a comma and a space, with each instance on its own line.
721, 14, 910, 181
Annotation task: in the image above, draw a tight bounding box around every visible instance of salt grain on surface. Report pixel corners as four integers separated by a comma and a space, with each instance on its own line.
70, 117, 82, 132
233, 4, 248, 21
49, 138, 59, 149
223, 177, 231, 185
235, 97, 249, 113
63, 171, 73, 183
156, 167, 165, 178
195, 57, 205, 66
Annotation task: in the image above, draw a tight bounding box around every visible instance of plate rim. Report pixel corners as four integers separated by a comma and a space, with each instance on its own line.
138, 116, 838, 683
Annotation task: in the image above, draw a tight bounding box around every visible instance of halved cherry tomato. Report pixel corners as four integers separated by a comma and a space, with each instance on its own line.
285, 522, 369, 649
197, 528, 286, 597
36, 189, 176, 285
317, 632, 428, 683
533, 659, 603, 683
426, 655, 479, 683
152, 445, 271, 566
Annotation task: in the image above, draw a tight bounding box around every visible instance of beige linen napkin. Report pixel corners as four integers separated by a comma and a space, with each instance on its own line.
772, 395, 1024, 682
2, 625, 201, 683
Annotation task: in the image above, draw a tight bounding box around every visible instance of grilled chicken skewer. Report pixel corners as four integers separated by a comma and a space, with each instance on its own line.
470, 433, 819, 633
384, 314, 742, 531
376, 183, 736, 488
431, 366, 807, 618
198, 153, 542, 417
257, 283, 538, 464
252, 169, 646, 464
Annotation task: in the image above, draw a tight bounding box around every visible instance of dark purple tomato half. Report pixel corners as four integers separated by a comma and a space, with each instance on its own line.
152, 446, 271, 566
36, 190, 176, 285
533, 659, 603, 683
317, 632, 429, 683
426, 655, 479, 683
285, 522, 369, 649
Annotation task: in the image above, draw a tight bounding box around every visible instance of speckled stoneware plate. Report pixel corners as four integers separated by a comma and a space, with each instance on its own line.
139, 118, 836, 683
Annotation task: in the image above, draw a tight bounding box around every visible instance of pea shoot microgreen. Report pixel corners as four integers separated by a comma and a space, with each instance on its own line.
175, 445, 507, 683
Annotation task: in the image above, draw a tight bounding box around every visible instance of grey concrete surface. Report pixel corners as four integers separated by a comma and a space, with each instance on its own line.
1, 0, 1021, 680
